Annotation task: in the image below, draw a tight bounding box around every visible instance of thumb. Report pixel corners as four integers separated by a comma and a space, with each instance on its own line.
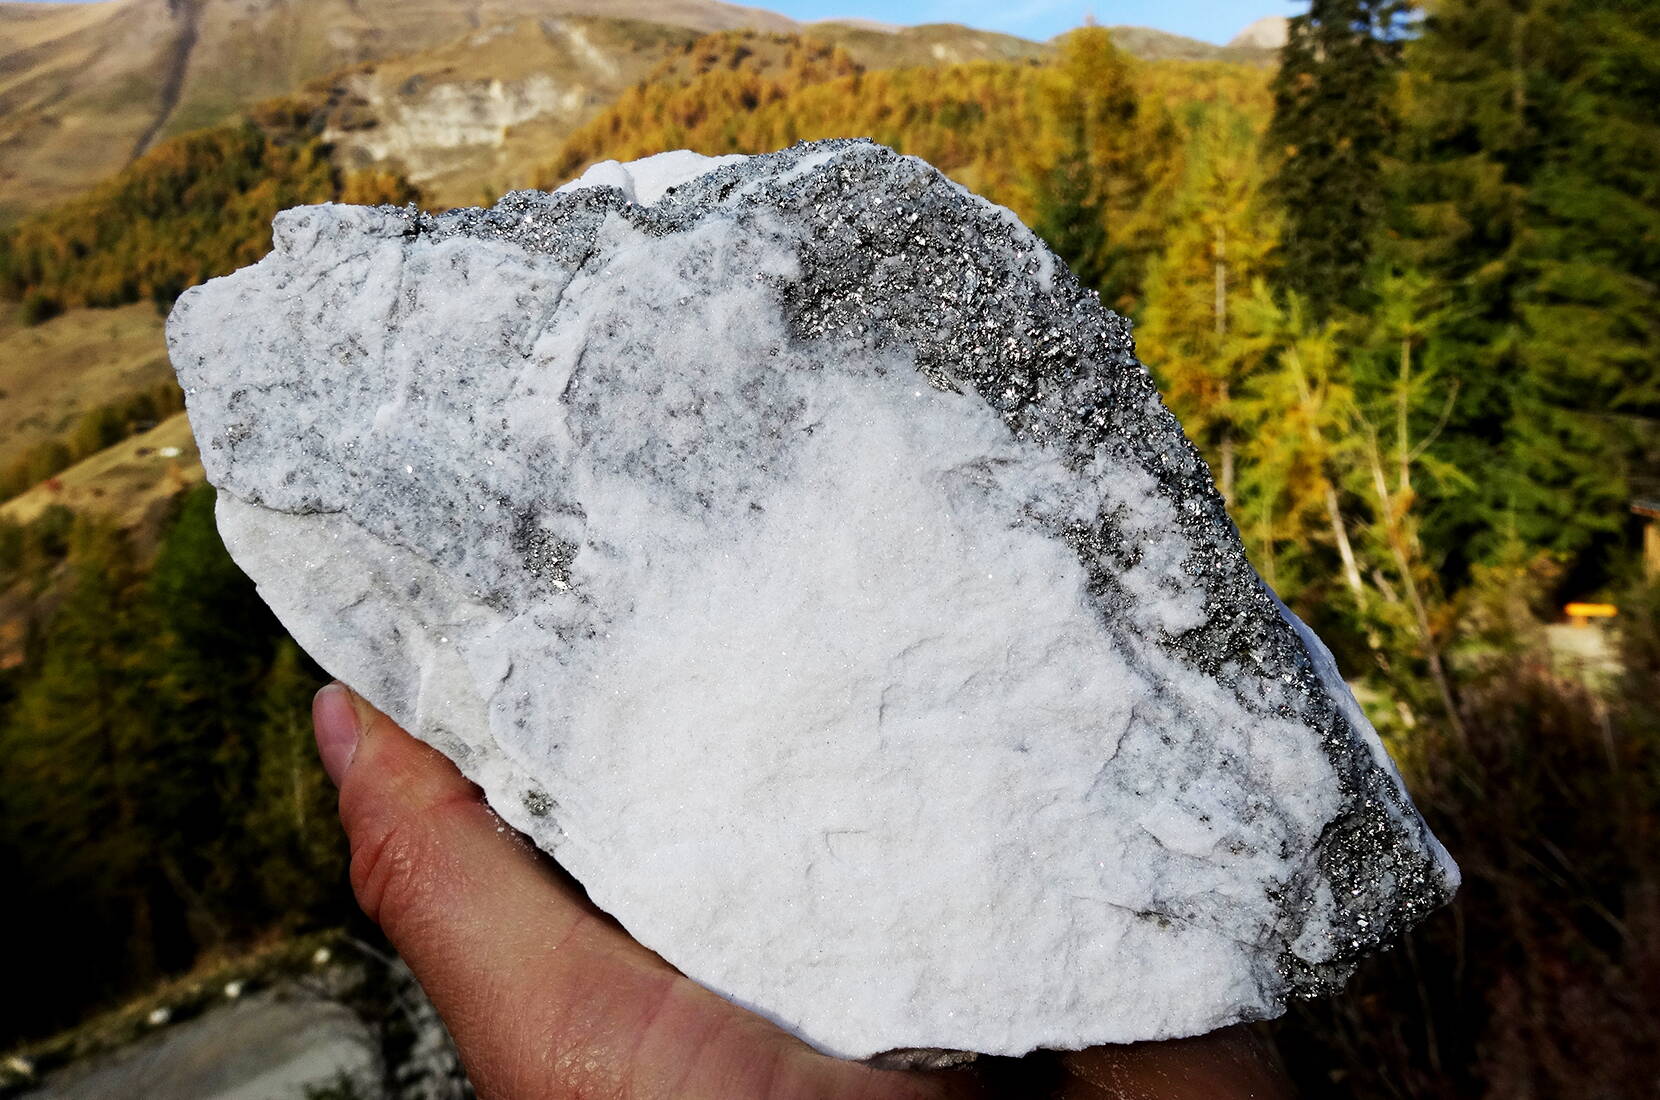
310, 683, 959, 1100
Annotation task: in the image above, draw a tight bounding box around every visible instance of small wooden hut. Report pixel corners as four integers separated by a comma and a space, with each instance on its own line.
1634, 497, 1660, 578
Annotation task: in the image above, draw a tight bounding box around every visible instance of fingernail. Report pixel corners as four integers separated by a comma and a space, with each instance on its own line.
345, 685, 379, 736
313, 682, 361, 786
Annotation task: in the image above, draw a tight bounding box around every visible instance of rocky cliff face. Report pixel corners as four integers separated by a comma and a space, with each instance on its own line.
315, 18, 696, 206
302, 17, 1051, 208
1228, 16, 1290, 51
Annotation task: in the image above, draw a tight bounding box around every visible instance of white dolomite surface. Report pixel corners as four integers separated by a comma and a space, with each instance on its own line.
168, 140, 1459, 1060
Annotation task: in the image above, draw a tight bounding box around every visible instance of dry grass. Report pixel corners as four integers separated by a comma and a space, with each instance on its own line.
0, 305, 170, 471
0, 0, 794, 220
0, 412, 201, 530
0, 0, 185, 222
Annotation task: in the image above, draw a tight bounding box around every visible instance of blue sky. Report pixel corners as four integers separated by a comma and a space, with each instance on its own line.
15, 0, 1301, 47
760, 2, 1302, 45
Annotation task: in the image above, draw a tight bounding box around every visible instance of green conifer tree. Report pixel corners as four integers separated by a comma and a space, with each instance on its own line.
1390, 0, 1660, 579
0, 521, 161, 1035
1230, 286, 1365, 602
248, 640, 344, 923
1265, 0, 1409, 318
1139, 98, 1279, 505
140, 485, 286, 932
1032, 27, 1180, 314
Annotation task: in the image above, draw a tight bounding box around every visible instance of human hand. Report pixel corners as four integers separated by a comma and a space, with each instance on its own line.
313, 682, 1295, 1100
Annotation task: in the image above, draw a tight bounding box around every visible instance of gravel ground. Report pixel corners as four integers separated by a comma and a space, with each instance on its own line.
25, 986, 380, 1100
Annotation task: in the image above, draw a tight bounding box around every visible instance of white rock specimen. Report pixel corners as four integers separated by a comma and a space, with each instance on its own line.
167, 140, 1459, 1060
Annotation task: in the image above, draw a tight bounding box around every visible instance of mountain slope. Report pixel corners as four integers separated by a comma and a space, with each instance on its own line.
0, 0, 192, 223
301, 17, 705, 207
304, 18, 1054, 207
0, 0, 1276, 221
805, 21, 1047, 67
155, 0, 799, 140
1106, 24, 1276, 65
0, 304, 169, 475
1228, 16, 1289, 50
0, 0, 795, 221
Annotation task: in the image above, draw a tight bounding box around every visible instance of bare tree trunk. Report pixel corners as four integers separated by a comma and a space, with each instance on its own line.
1214, 225, 1234, 506
161, 854, 228, 948
290, 714, 307, 834
1286, 344, 1364, 598
1258, 501, 1278, 590
1398, 334, 1412, 496
1213, 227, 1228, 340
1324, 484, 1366, 596
1220, 420, 1236, 507
1364, 434, 1468, 745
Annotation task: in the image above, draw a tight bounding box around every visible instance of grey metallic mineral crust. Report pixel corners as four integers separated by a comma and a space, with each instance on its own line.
168, 139, 1458, 1059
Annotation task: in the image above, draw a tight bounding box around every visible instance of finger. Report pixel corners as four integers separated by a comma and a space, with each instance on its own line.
1054, 1023, 1294, 1099
313, 684, 967, 1100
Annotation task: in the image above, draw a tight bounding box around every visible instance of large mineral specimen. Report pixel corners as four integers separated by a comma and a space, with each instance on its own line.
167, 140, 1458, 1059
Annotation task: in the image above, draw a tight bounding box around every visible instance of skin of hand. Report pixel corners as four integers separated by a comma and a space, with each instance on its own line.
313, 682, 1296, 1100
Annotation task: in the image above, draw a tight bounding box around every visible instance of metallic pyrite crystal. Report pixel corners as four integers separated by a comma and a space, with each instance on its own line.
167, 140, 1458, 1059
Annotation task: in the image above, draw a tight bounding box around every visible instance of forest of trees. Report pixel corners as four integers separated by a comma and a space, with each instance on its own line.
0, 116, 415, 319
0, 380, 185, 503
1, 2, 1658, 1096
0, 490, 344, 1041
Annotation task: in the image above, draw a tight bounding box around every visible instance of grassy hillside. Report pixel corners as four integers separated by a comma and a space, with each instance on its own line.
0, 0, 800, 221
0, 0, 189, 224
150, 0, 796, 141
1107, 24, 1277, 65
0, 413, 200, 530
0, 119, 415, 316
804, 20, 1049, 67
0, 304, 169, 474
